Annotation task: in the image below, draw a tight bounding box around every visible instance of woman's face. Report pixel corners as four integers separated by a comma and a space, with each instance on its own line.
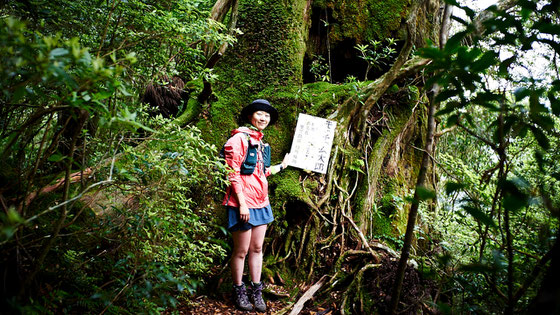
250, 110, 271, 131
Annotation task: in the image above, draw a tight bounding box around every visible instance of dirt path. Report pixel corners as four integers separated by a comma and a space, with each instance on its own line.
168, 283, 338, 314
168, 255, 436, 314
170, 294, 289, 314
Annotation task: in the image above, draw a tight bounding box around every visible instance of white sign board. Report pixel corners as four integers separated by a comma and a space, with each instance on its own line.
288, 113, 337, 174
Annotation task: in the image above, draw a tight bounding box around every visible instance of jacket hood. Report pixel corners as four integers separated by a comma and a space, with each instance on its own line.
231, 126, 264, 142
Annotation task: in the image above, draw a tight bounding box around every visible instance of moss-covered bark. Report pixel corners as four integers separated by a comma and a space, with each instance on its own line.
216, 0, 310, 92
315, 0, 412, 43
195, 0, 310, 153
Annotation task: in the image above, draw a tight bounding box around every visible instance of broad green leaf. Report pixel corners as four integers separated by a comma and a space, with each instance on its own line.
7, 208, 24, 224
501, 178, 529, 212
125, 52, 137, 63
461, 5, 476, 19
470, 51, 497, 73
491, 250, 507, 270
419, 47, 444, 60
12, 86, 27, 103
514, 87, 530, 101
443, 0, 461, 7
49, 48, 68, 58
1, 227, 16, 241
503, 194, 528, 212
48, 153, 66, 162
518, 0, 537, 10
512, 122, 529, 138
531, 114, 555, 131
548, 92, 560, 116
520, 8, 532, 20
459, 46, 482, 63
462, 205, 496, 228
445, 182, 466, 195
477, 101, 500, 111
530, 126, 550, 150
119, 86, 132, 97
436, 101, 462, 116
446, 114, 459, 127
535, 21, 560, 35
79, 50, 92, 65
417, 185, 436, 201
451, 15, 469, 26
93, 90, 113, 100
472, 92, 499, 102
529, 91, 547, 115
498, 56, 516, 76
435, 89, 459, 103
445, 31, 468, 54
425, 74, 445, 89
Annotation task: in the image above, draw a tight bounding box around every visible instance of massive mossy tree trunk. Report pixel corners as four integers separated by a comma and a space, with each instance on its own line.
199, 0, 445, 313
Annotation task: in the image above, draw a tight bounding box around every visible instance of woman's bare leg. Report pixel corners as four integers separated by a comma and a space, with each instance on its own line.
248, 224, 267, 283
231, 229, 252, 286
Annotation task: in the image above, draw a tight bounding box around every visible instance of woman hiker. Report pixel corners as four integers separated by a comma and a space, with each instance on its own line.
222, 99, 289, 312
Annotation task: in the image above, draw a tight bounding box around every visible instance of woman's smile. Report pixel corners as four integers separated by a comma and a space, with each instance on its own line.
251, 111, 271, 131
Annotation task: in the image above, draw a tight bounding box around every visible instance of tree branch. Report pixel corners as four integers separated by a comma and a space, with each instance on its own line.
456, 121, 498, 151
288, 275, 328, 315
513, 245, 554, 304
198, 0, 239, 104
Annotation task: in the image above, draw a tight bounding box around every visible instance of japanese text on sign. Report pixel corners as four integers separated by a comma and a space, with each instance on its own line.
288, 113, 336, 174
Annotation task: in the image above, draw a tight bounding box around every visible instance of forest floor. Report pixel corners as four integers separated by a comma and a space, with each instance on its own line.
170, 293, 337, 314
167, 256, 435, 314
170, 295, 288, 314
168, 282, 327, 314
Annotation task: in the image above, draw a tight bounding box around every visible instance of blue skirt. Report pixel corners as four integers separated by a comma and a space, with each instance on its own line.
227, 204, 274, 231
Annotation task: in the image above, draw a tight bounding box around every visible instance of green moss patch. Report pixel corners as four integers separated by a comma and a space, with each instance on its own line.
315, 0, 411, 43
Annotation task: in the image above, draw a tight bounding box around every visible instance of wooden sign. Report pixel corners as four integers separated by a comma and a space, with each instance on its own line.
288, 113, 337, 174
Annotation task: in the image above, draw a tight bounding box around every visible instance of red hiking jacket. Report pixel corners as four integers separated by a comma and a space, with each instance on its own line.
222, 127, 271, 208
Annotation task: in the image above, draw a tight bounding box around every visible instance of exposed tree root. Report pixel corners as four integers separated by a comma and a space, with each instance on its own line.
340, 263, 381, 315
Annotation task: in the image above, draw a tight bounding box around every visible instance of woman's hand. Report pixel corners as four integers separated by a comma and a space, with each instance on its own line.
235, 192, 249, 222
281, 153, 290, 169
239, 203, 250, 222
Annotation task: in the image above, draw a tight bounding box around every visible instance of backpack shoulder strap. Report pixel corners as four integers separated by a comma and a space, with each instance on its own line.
221, 132, 249, 160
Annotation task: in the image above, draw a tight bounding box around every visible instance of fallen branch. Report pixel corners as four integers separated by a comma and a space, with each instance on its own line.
22, 138, 120, 225
289, 275, 328, 315
370, 241, 399, 258
24, 168, 93, 206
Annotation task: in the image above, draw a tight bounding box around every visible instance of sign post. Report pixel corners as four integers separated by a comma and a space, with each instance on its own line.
288, 113, 337, 174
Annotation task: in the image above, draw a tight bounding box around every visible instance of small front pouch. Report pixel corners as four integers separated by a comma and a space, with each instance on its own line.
263, 144, 271, 168
241, 142, 259, 175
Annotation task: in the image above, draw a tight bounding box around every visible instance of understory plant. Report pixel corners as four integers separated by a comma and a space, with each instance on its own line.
0, 9, 232, 313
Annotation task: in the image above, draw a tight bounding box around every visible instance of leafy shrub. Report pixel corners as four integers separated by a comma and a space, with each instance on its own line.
0, 13, 231, 313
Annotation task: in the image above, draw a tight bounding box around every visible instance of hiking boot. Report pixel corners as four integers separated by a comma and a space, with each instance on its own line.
233, 283, 253, 311
250, 282, 267, 312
